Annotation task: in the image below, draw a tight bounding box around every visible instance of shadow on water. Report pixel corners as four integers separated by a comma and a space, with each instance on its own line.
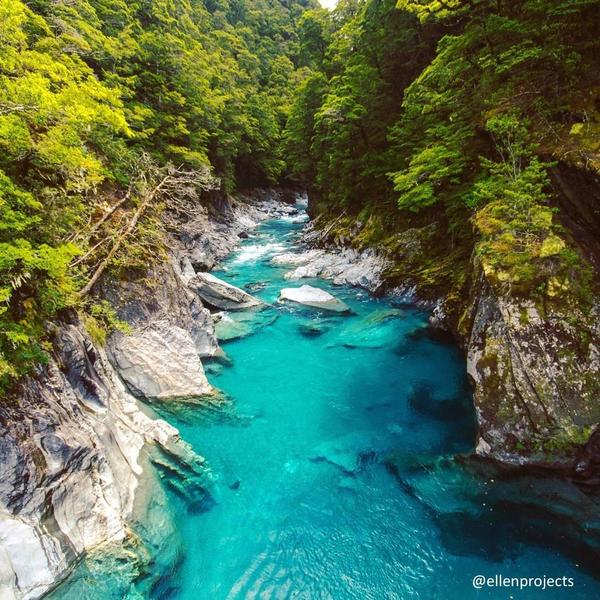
145, 550, 185, 600
407, 379, 478, 452
385, 453, 600, 580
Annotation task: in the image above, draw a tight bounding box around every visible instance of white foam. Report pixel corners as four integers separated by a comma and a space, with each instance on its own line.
230, 242, 287, 264
280, 213, 309, 224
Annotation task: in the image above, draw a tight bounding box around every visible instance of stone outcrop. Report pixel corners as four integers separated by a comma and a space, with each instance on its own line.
272, 247, 388, 293
101, 261, 219, 403
279, 285, 350, 313
101, 261, 220, 361
0, 321, 202, 600
462, 263, 600, 462
188, 272, 263, 311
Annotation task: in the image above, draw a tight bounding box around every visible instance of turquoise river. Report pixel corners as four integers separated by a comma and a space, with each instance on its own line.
52, 202, 600, 599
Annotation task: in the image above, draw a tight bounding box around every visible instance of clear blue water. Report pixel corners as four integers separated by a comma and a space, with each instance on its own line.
52, 206, 600, 599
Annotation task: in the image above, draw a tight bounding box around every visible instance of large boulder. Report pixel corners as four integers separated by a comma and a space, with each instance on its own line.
188, 272, 263, 311
110, 320, 213, 400
279, 285, 350, 313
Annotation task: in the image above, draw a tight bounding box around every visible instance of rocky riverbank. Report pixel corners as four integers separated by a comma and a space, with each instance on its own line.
1, 186, 597, 598
0, 190, 298, 600
281, 215, 600, 477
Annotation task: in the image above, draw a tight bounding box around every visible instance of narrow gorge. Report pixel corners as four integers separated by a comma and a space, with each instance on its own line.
1, 0, 599, 598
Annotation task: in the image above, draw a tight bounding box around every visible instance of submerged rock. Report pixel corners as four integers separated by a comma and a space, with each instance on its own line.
244, 281, 268, 293
110, 320, 213, 400
310, 433, 385, 476
298, 320, 330, 337
407, 382, 474, 423
407, 324, 456, 345
385, 453, 600, 575
148, 392, 249, 427
279, 285, 350, 313
204, 361, 225, 377
150, 440, 215, 516
327, 308, 403, 349
188, 272, 263, 311
214, 310, 278, 342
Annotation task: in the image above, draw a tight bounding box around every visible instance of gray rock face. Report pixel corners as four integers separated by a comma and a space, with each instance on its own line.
110, 320, 213, 400
272, 247, 388, 292
188, 272, 263, 311
0, 323, 198, 600
464, 266, 600, 462
170, 190, 302, 271
101, 261, 220, 360
279, 285, 350, 313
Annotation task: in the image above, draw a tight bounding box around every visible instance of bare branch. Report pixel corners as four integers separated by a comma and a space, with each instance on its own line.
78, 174, 171, 297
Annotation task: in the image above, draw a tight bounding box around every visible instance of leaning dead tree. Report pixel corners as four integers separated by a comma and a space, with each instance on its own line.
75, 154, 219, 297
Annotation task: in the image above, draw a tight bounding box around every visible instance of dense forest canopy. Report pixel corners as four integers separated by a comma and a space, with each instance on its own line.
1, 0, 599, 392
283, 0, 599, 307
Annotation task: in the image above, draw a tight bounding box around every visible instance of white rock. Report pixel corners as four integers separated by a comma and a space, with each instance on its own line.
279, 285, 350, 313
0, 323, 195, 599
0, 512, 62, 600
111, 321, 213, 400
180, 256, 196, 282
188, 272, 263, 311
278, 248, 388, 292
271, 250, 320, 266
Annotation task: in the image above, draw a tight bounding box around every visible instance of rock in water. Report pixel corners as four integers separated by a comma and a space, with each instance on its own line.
298, 321, 330, 337
327, 308, 403, 349
214, 310, 278, 342
279, 285, 350, 313
110, 320, 213, 400
188, 272, 263, 311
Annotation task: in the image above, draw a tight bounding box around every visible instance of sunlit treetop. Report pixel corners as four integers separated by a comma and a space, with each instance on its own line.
396, 0, 472, 21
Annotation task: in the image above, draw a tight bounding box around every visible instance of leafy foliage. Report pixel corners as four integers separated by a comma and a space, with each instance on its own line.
284, 0, 599, 302
0, 0, 318, 391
